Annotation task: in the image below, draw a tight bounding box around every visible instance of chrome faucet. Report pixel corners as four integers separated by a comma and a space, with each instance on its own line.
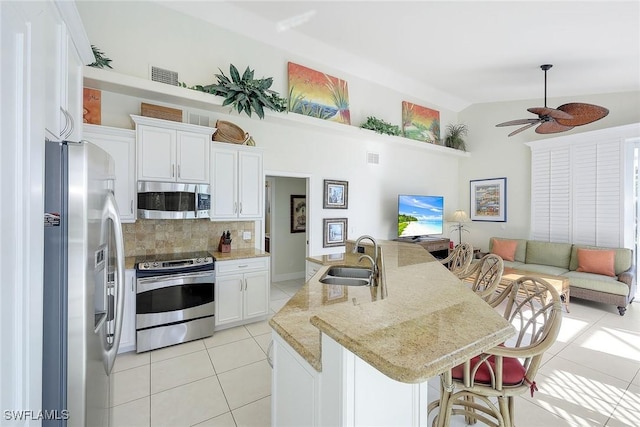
352, 235, 379, 284
352, 235, 379, 263
358, 255, 377, 286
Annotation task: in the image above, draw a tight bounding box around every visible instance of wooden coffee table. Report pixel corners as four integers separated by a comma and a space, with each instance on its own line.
497, 267, 571, 312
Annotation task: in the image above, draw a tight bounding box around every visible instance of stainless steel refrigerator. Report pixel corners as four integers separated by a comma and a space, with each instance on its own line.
43, 140, 125, 426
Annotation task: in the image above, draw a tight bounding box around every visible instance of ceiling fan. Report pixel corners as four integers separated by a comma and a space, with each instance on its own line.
496, 64, 609, 137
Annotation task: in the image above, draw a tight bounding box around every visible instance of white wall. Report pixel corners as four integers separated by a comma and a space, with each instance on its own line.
458, 91, 640, 252
78, 1, 464, 256
77, 1, 640, 255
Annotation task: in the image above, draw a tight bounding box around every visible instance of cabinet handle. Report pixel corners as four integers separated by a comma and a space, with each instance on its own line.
239, 202, 243, 214
234, 202, 238, 213
178, 164, 181, 178
172, 164, 175, 178
238, 264, 248, 268
59, 107, 69, 138
131, 276, 134, 292
130, 200, 134, 214
65, 110, 74, 139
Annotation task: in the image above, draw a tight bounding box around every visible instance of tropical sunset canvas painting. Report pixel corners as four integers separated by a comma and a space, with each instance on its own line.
288, 62, 351, 124
402, 101, 440, 143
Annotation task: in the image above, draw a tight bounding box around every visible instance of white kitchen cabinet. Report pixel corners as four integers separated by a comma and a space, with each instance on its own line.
215, 256, 270, 329
272, 332, 320, 427
83, 124, 136, 223
271, 332, 428, 426
43, 2, 86, 142
131, 115, 214, 184
211, 144, 264, 220
118, 269, 136, 354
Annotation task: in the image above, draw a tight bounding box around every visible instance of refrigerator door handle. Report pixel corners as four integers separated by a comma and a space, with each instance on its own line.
102, 191, 126, 375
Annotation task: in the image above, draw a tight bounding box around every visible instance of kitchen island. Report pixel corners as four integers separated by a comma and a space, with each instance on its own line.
269, 240, 514, 426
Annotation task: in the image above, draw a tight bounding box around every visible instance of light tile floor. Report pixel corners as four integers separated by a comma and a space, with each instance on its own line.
112, 279, 640, 426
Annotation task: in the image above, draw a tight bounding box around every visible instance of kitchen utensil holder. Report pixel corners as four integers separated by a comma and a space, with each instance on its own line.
219, 243, 231, 253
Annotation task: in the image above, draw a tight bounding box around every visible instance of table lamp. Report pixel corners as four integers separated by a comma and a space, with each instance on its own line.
450, 210, 470, 245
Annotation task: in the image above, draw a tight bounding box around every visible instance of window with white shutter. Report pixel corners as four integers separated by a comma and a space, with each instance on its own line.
527, 124, 637, 248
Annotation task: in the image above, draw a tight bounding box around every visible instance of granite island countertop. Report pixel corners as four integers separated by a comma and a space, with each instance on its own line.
269, 240, 514, 384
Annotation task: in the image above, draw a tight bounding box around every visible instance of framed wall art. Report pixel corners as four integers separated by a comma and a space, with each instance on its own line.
288, 62, 351, 124
470, 177, 507, 222
323, 218, 348, 247
323, 179, 348, 209
290, 195, 306, 233
401, 101, 440, 144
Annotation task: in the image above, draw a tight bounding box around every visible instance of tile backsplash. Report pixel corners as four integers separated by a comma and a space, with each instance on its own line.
122, 219, 255, 257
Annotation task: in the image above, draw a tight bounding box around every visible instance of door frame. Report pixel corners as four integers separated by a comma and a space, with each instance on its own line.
264, 171, 311, 284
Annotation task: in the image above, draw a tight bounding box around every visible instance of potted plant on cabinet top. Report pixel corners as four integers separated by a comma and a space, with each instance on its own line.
443, 123, 468, 151
186, 64, 287, 119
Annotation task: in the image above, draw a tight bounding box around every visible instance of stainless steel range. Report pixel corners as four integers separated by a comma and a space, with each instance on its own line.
135, 251, 215, 352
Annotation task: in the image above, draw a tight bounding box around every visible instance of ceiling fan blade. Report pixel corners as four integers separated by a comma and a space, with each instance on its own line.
555, 103, 609, 126
496, 118, 540, 127
535, 120, 575, 134
527, 107, 573, 120
508, 122, 538, 137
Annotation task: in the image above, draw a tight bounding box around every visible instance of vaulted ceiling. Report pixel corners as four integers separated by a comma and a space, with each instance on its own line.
160, 1, 640, 112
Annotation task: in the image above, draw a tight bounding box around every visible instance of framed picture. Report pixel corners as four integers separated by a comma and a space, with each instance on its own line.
470, 177, 507, 222
323, 179, 349, 209
323, 218, 348, 247
290, 195, 306, 233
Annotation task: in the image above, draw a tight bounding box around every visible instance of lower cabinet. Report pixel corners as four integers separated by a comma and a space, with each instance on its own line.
118, 269, 136, 354
271, 332, 429, 426
215, 256, 270, 329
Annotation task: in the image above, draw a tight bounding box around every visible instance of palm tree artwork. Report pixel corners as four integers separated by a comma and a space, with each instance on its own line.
401, 101, 441, 144
287, 62, 351, 125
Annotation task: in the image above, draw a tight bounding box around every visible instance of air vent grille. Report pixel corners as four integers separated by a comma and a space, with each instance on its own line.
367, 152, 380, 165
188, 113, 210, 127
151, 66, 179, 86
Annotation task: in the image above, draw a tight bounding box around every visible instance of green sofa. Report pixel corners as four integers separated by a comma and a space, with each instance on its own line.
488, 237, 636, 316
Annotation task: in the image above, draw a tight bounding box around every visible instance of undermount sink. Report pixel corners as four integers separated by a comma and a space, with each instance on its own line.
325, 266, 372, 279
319, 265, 373, 286
319, 276, 369, 286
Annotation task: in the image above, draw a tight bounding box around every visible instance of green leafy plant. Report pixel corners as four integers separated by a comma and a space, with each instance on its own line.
360, 116, 401, 136
186, 64, 287, 119
88, 45, 112, 69
443, 123, 469, 151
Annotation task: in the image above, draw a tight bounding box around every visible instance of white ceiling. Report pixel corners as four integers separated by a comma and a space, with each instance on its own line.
162, 1, 640, 112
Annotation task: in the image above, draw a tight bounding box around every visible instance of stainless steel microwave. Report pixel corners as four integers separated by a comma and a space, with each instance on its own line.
137, 181, 210, 219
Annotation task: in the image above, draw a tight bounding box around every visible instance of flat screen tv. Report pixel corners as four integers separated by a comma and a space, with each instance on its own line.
398, 195, 444, 239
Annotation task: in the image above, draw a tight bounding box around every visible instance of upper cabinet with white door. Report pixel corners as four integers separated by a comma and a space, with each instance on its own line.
131, 115, 215, 184
210, 143, 264, 220
44, 1, 94, 142
83, 124, 137, 223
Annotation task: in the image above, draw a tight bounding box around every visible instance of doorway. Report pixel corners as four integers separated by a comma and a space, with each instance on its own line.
265, 175, 309, 285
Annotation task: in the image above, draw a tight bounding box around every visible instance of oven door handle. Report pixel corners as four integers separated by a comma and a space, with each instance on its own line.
136, 272, 214, 294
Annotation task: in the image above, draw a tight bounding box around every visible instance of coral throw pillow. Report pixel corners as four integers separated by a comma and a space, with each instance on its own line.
491, 238, 518, 261
576, 249, 616, 277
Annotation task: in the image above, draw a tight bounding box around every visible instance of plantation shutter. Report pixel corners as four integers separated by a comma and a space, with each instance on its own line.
530, 147, 570, 242
528, 127, 629, 248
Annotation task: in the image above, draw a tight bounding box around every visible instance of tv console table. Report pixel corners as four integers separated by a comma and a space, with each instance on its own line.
394, 237, 450, 259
